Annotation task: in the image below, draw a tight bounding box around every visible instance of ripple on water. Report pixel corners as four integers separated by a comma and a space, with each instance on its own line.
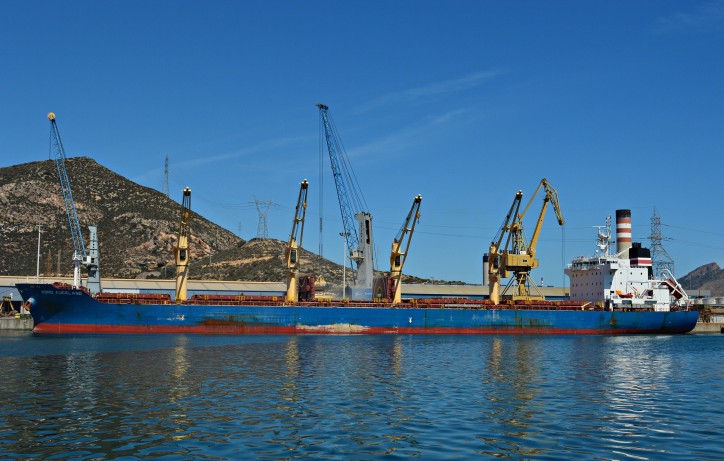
0, 334, 722, 460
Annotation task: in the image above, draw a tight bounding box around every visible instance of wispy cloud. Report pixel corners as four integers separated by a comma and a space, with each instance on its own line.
653, 0, 724, 33
131, 135, 310, 184
354, 70, 502, 114
347, 108, 469, 161
177, 136, 309, 169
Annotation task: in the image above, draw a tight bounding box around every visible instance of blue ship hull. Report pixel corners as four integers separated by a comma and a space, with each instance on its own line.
17, 283, 699, 335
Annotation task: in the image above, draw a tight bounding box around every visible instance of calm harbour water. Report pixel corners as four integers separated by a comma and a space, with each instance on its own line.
0, 332, 722, 461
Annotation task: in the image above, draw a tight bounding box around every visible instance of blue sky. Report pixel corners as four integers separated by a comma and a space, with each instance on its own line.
2, 1, 723, 286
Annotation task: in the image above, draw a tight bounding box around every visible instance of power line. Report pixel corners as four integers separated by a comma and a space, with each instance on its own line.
663, 223, 724, 237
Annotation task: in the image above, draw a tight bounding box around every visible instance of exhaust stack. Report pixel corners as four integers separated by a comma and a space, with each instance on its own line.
616, 209, 632, 256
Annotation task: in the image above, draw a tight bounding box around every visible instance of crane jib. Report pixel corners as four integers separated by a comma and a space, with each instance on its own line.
317, 104, 361, 256
50, 118, 86, 258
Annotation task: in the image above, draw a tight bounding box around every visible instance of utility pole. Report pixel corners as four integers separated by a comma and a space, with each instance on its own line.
36, 225, 43, 282
162, 154, 170, 197
340, 232, 349, 299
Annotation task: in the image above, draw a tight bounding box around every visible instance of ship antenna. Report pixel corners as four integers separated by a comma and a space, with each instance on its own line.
594, 216, 612, 257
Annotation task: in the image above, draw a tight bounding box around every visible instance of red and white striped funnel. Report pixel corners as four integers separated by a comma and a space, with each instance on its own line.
616, 209, 632, 256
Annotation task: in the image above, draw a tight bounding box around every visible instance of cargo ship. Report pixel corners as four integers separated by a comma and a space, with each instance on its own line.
16, 204, 698, 335
22, 113, 695, 334
16, 281, 696, 334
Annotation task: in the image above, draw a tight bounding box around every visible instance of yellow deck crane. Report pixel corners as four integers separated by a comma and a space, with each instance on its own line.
488, 178, 564, 304
174, 187, 192, 301
389, 194, 422, 303
286, 180, 309, 302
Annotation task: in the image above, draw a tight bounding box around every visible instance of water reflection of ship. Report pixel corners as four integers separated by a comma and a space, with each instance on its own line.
167, 336, 194, 441
601, 336, 675, 431
482, 337, 542, 457
281, 336, 301, 403
276, 336, 409, 451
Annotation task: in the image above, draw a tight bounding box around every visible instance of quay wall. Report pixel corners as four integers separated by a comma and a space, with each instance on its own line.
0, 317, 33, 331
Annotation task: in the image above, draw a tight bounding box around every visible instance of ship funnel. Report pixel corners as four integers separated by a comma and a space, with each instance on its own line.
616, 209, 632, 256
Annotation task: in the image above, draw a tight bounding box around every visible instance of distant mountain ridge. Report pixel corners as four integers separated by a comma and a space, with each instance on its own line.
678, 262, 724, 296
0, 157, 239, 279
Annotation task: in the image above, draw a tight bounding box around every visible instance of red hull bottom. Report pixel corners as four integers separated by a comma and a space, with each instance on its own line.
33, 323, 678, 335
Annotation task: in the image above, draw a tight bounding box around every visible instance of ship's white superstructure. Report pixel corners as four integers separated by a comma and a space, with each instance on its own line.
565, 212, 689, 312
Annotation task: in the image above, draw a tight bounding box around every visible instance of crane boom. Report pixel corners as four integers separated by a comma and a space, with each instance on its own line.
525, 179, 564, 259
48, 113, 101, 293
49, 113, 85, 260
175, 187, 192, 301
390, 194, 422, 303
286, 179, 309, 302
317, 104, 362, 255
317, 103, 375, 299
488, 191, 523, 304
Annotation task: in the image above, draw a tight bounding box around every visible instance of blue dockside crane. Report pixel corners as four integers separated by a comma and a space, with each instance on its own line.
48, 113, 101, 294
317, 104, 375, 300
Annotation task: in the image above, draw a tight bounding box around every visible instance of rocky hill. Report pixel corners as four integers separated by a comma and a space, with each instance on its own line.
678, 262, 724, 295
0, 157, 240, 279
0, 158, 432, 290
